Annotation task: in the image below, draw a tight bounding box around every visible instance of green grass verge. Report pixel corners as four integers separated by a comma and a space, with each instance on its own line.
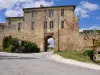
55, 51, 93, 63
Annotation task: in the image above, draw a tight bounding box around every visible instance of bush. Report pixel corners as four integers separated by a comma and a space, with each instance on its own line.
83, 50, 94, 60
2, 36, 12, 49
21, 41, 40, 53
5, 45, 15, 52
2, 36, 19, 50
2, 36, 40, 53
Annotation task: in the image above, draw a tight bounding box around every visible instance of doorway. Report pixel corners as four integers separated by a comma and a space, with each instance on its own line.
44, 35, 54, 52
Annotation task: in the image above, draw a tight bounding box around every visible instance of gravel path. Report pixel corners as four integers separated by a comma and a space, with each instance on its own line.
0, 52, 100, 75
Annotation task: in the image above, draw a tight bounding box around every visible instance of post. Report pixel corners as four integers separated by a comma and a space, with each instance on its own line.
93, 39, 95, 50
57, 8, 60, 51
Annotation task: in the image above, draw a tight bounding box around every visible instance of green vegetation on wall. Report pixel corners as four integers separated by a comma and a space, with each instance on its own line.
94, 39, 100, 47
95, 30, 100, 34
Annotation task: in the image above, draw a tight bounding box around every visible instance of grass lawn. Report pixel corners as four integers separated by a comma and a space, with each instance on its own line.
55, 51, 94, 63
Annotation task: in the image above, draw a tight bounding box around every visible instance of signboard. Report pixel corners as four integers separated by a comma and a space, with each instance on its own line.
18, 40, 22, 46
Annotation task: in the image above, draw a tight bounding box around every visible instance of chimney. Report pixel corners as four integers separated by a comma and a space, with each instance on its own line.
40, 5, 44, 8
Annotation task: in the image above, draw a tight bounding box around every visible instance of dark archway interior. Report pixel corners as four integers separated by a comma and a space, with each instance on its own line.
44, 35, 54, 52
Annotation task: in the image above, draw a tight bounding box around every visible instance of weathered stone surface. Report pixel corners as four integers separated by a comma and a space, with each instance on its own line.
0, 5, 82, 51
79, 30, 100, 51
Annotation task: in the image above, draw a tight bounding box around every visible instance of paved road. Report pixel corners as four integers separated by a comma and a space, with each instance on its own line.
0, 52, 100, 75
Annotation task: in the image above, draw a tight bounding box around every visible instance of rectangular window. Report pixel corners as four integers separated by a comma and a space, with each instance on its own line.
8, 21, 11, 25
49, 9, 54, 17
50, 21, 54, 29
18, 22, 21, 31
44, 21, 47, 29
61, 21, 64, 28
31, 22, 34, 30
61, 8, 64, 16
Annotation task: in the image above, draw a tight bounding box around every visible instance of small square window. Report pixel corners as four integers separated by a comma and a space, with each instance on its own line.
61, 21, 64, 28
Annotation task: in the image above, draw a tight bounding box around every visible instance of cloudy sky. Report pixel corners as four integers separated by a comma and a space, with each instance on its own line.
0, 0, 100, 31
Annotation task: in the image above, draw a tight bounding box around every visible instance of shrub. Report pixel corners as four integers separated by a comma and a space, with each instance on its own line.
2, 36, 19, 52
5, 45, 15, 52
83, 50, 94, 60
2, 36, 12, 49
22, 41, 40, 53
11, 38, 19, 48
2, 36, 40, 53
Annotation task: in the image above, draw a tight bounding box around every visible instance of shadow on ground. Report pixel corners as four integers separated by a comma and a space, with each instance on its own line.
0, 55, 36, 60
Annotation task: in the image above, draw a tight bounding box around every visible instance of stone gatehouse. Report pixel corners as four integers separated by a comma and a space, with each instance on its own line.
0, 5, 79, 51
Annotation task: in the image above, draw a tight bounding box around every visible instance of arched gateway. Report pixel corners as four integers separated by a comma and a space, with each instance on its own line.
3, 5, 79, 52
44, 33, 54, 52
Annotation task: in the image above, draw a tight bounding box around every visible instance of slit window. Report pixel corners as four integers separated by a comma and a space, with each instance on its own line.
50, 21, 54, 29
61, 21, 64, 28
8, 21, 11, 25
61, 8, 64, 16
49, 9, 54, 17
44, 21, 47, 29
18, 22, 21, 31
31, 22, 34, 30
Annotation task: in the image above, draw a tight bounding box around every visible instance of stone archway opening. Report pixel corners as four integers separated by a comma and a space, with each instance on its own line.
44, 35, 54, 52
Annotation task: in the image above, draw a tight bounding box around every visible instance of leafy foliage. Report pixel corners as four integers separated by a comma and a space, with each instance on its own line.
2, 36, 40, 53
21, 41, 40, 53
5, 45, 15, 52
94, 39, 100, 47
2, 35, 18, 52
83, 50, 94, 60
95, 30, 100, 34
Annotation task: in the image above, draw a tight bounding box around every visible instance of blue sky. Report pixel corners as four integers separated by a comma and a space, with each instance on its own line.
0, 0, 100, 31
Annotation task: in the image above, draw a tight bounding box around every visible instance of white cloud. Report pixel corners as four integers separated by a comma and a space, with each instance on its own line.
0, 0, 35, 9
75, 6, 89, 18
79, 25, 100, 32
48, 38, 54, 48
75, 1, 100, 18
5, 9, 23, 17
0, 0, 16, 10
96, 16, 100, 20
1, 0, 54, 17
33, 0, 53, 7
81, 1, 100, 11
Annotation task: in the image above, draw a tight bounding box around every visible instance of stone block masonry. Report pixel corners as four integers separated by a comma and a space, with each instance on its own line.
0, 5, 81, 51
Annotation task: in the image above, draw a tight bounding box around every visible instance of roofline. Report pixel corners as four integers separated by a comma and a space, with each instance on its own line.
0, 23, 6, 26
0, 22, 6, 24
6, 17, 24, 19
23, 5, 76, 11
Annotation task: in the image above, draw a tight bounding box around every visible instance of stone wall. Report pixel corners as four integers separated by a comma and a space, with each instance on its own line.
0, 23, 5, 50
79, 30, 100, 51
0, 5, 80, 51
